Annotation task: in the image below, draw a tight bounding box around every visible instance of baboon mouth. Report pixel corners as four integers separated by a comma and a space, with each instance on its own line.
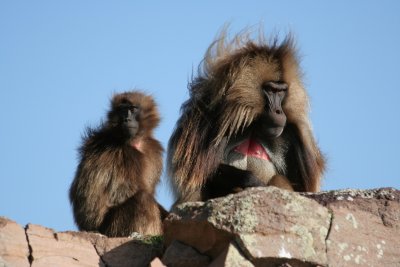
264, 126, 284, 138
126, 125, 138, 131
233, 138, 270, 161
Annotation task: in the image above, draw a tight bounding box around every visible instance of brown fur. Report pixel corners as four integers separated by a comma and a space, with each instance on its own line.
267, 175, 294, 191
69, 91, 165, 237
168, 30, 325, 203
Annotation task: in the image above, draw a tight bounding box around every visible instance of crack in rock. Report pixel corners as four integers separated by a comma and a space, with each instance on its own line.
24, 225, 33, 267
324, 209, 334, 264
92, 242, 107, 267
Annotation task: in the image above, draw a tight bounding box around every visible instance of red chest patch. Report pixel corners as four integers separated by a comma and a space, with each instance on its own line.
234, 138, 270, 161
130, 140, 142, 152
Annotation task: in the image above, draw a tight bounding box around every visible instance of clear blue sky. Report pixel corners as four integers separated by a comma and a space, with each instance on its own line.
1, 1, 399, 232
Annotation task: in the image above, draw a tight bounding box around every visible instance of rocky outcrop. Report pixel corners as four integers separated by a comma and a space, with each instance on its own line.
0, 216, 30, 266
307, 188, 400, 266
0, 218, 162, 267
1, 187, 399, 267
164, 187, 400, 266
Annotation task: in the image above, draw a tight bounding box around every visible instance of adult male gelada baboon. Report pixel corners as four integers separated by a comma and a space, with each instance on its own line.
168, 30, 325, 204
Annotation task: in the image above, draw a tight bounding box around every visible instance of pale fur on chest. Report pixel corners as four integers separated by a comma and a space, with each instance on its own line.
223, 150, 277, 183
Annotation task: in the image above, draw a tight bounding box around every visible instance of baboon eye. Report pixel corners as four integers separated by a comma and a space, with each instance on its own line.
262, 81, 288, 93
130, 105, 139, 113
118, 103, 139, 114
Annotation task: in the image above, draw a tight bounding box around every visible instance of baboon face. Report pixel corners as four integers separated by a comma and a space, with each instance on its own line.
221, 56, 289, 179
109, 92, 160, 138
215, 54, 289, 144
257, 81, 287, 139
116, 101, 140, 137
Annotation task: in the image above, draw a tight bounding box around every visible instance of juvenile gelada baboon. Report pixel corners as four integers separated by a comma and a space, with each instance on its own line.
168, 30, 325, 204
70, 91, 166, 237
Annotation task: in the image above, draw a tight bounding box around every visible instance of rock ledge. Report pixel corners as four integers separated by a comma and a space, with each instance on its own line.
1, 187, 399, 267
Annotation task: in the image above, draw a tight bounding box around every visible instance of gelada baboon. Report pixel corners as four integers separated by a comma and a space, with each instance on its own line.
70, 91, 166, 237
168, 30, 325, 204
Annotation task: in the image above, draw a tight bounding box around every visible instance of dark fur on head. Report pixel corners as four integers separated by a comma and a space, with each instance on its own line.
168, 30, 325, 202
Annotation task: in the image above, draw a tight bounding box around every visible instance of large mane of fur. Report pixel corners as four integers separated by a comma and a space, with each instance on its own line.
168, 30, 325, 199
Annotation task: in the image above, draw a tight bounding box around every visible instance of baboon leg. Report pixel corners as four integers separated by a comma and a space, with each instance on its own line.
267, 174, 294, 191
100, 191, 163, 237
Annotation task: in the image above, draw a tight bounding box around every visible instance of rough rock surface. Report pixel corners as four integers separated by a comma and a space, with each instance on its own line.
209, 242, 253, 267
161, 240, 210, 267
164, 187, 331, 266
1, 187, 399, 267
164, 187, 400, 267
0, 217, 162, 267
0, 217, 30, 267
305, 188, 400, 267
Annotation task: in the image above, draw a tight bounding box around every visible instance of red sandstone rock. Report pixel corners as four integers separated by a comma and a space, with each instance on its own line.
1, 187, 399, 267
26, 223, 101, 267
0, 217, 30, 267
0, 219, 162, 267
164, 187, 331, 266
306, 188, 400, 267
165, 187, 400, 266
162, 240, 210, 267
84, 233, 162, 267
208, 242, 254, 267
